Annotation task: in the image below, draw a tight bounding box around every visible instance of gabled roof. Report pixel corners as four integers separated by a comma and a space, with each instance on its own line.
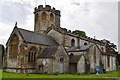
66, 45, 92, 52
18, 28, 59, 46
37, 47, 58, 58
6, 26, 59, 46
69, 55, 83, 64
46, 24, 67, 35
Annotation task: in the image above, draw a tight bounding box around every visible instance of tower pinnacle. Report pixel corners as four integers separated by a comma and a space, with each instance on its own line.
15, 22, 17, 27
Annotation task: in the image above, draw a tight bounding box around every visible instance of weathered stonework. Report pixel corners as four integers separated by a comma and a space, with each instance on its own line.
34, 5, 60, 33
4, 4, 117, 74
77, 55, 85, 73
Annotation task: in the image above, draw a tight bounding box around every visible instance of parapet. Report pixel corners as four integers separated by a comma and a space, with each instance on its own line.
60, 27, 105, 45
34, 5, 61, 16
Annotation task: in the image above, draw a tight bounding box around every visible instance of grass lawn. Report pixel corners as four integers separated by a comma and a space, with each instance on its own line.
2, 70, 120, 79
0, 69, 2, 79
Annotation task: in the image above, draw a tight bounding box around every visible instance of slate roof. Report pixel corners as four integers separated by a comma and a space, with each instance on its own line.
37, 47, 58, 58
66, 45, 92, 52
18, 28, 59, 46
69, 55, 82, 64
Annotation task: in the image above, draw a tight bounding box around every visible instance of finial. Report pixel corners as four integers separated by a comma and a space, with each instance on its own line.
15, 22, 17, 27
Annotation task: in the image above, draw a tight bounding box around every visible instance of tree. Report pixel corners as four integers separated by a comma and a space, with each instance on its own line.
73, 30, 86, 37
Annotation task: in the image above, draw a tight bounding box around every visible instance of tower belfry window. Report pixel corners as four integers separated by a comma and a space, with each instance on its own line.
42, 12, 47, 21
50, 13, 54, 22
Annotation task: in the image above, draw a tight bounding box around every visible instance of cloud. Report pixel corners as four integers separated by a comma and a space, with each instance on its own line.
0, 0, 118, 49
0, 1, 32, 25
60, 2, 118, 46
0, 0, 33, 46
71, 2, 80, 6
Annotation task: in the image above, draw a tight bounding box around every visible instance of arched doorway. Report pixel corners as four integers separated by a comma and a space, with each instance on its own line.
60, 58, 64, 73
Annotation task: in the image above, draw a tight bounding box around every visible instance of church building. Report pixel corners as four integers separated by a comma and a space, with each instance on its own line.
3, 5, 117, 74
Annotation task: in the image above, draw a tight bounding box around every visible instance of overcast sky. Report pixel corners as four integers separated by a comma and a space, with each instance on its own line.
0, 0, 119, 50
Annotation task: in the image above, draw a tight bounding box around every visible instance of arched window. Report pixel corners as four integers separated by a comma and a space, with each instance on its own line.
71, 39, 75, 47
28, 47, 37, 63
84, 42, 87, 45
9, 34, 19, 58
35, 14, 38, 24
42, 12, 47, 21
50, 13, 54, 22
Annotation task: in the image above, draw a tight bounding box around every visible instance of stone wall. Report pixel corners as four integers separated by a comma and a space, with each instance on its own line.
88, 46, 95, 73
5, 28, 49, 73
102, 55, 106, 69
37, 59, 52, 73
102, 55, 116, 71
65, 35, 77, 47
113, 56, 116, 70
37, 46, 69, 74
96, 45, 101, 66
6, 29, 23, 72
47, 29, 63, 45
77, 55, 85, 73
54, 46, 69, 73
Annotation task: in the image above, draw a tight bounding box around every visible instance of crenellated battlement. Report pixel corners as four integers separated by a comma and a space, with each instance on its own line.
34, 5, 61, 33
59, 27, 105, 45
34, 5, 60, 16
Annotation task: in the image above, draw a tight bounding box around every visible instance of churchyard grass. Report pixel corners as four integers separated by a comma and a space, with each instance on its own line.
1, 70, 120, 78
0, 69, 2, 79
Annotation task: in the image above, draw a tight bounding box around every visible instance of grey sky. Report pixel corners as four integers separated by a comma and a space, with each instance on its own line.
0, 0, 119, 51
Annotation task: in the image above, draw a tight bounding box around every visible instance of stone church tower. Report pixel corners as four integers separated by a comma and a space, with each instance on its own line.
34, 5, 61, 33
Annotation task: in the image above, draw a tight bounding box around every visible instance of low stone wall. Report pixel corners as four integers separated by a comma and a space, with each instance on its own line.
4, 67, 37, 73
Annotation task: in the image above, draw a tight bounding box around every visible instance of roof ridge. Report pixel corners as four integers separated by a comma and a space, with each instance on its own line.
18, 28, 54, 37
18, 28, 34, 33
